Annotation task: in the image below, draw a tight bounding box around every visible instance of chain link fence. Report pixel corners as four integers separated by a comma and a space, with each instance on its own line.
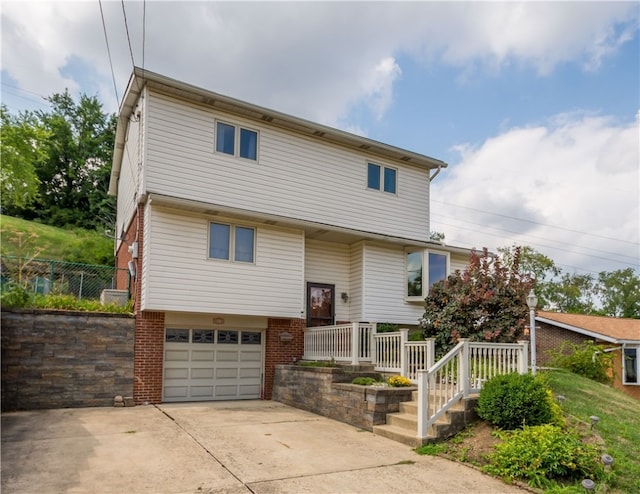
1, 256, 130, 300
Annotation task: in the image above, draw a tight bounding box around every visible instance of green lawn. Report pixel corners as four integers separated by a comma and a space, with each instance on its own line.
545, 369, 640, 494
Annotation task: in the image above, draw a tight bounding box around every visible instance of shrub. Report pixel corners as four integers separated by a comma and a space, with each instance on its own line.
0, 282, 32, 308
477, 373, 554, 429
484, 424, 604, 489
387, 375, 413, 387
548, 341, 613, 384
351, 377, 378, 386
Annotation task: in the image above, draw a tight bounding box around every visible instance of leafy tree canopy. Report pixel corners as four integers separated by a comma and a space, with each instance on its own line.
0, 105, 48, 210
2, 91, 117, 232
421, 247, 534, 354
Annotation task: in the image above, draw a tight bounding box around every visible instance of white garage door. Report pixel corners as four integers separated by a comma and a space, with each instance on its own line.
163, 328, 263, 402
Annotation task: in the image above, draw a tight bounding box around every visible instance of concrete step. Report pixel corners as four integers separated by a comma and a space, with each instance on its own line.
385, 412, 417, 431
372, 423, 432, 448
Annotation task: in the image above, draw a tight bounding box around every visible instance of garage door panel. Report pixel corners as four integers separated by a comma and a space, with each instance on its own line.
216, 350, 240, 362
239, 368, 260, 378
165, 349, 189, 361
190, 386, 214, 397
165, 368, 189, 379
191, 349, 215, 361
191, 368, 214, 379
163, 329, 263, 402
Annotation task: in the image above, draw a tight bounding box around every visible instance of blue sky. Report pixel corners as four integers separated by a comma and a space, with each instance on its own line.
2, 1, 638, 277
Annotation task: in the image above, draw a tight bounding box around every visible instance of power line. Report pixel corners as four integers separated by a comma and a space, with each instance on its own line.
432, 199, 639, 246
434, 211, 639, 263
121, 0, 136, 68
98, 0, 120, 105
142, 0, 146, 71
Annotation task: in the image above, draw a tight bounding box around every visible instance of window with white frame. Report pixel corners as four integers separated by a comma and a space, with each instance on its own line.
367, 162, 396, 194
209, 222, 255, 263
623, 347, 639, 385
215, 121, 258, 160
405, 249, 449, 300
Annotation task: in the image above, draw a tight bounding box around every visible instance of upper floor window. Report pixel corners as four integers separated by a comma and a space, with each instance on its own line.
209, 222, 255, 263
405, 249, 449, 300
215, 121, 258, 160
367, 162, 396, 194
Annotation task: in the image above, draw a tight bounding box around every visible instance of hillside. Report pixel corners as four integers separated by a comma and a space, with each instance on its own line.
0, 215, 114, 266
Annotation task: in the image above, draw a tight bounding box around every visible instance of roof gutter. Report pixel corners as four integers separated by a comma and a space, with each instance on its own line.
429, 164, 443, 182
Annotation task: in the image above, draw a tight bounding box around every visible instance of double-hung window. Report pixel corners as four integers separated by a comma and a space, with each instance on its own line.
209, 222, 255, 263
367, 162, 396, 194
215, 121, 258, 160
405, 249, 449, 300
623, 347, 639, 385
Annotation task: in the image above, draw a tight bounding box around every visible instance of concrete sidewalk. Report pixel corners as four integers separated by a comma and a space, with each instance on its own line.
1, 400, 527, 494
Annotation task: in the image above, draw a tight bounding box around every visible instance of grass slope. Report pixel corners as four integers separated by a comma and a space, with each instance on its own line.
0, 215, 114, 265
546, 369, 640, 494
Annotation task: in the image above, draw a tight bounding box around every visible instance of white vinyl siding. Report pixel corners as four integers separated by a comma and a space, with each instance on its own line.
349, 242, 364, 322
115, 102, 144, 249
141, 205, 304, 316
361, 243, 425, 325
305, 240, 350, 323
143, 90, 430, 242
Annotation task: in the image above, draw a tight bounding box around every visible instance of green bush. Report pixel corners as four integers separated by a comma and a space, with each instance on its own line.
351, 377, 378, 385
0, 282, 32, 307
548, 341, 613, 384
484, 424, 604, 489
477, 373, 554, 429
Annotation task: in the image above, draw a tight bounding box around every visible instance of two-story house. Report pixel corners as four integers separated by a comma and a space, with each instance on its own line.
109, 68, 470, 405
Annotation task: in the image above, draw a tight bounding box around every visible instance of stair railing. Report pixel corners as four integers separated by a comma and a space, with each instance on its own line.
417, 339, 529, 439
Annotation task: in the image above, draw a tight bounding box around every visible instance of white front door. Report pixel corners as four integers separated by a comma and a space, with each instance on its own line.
163, 328, 263, 402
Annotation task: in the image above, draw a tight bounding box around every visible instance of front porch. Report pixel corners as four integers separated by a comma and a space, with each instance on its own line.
293, 323, 529, 444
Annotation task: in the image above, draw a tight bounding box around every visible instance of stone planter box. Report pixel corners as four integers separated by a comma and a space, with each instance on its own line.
272, 364, 415, 431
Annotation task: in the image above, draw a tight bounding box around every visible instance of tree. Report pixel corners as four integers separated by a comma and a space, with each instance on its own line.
34, 91, 117, 230
7, 91, 117, 231
420, 247, 534, 354
546, 272, 597, 314
597, 268, 640, 318
498, 244, 560, 310
0, 105, 48, 211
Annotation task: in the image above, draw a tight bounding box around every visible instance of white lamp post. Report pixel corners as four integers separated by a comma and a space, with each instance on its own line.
526, 289, 538, 375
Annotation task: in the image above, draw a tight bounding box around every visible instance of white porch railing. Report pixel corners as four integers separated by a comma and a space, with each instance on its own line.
303, 324, 435, 377
417, 339, 529, 439
303, 322, 376, 364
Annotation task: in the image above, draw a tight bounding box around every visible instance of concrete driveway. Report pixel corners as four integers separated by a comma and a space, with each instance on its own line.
1, 400, 527, 494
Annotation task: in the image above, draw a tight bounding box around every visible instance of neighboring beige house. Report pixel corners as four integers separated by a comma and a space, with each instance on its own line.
108, 68, 472, 405
536, 311, 640, 400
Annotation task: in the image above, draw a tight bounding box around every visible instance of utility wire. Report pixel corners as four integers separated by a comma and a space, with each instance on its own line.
98, 0, 120, 105
121, 0, 136, 68
432, 199, 639, 246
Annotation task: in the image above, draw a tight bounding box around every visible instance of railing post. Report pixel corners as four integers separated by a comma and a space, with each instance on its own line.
425, 337, 435, 369
417, 369, 429, 439
459, 338, 470, 398
517, 340, 529, 375
400, 328, 409, 377
370, 323, 377, 367
351, 322, 359, 365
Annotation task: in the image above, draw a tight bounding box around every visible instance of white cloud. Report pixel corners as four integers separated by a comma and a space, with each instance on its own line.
432, 112, 640, 274
2, 2, 637, 121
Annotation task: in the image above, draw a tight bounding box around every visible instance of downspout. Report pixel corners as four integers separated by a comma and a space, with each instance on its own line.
429, 165, 443, 182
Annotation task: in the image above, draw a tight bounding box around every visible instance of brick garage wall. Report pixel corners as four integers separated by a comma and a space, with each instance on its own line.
263, 318, 305, 399
1, 309, 134, 411
272, 365, 414, 430
133, 311, 165, 405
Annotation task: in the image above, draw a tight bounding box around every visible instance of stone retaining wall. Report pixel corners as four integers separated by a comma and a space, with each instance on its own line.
1, 308, 135, 411
272, 365, 414, 431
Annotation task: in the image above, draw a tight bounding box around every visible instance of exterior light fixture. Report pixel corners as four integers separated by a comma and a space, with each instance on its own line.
601, 454, 614, 467
526, 289, 538, 375
341, 292, 349, 302
581, 479, 595, 491
557, 395, 566, 403
590, 416, 600, 429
